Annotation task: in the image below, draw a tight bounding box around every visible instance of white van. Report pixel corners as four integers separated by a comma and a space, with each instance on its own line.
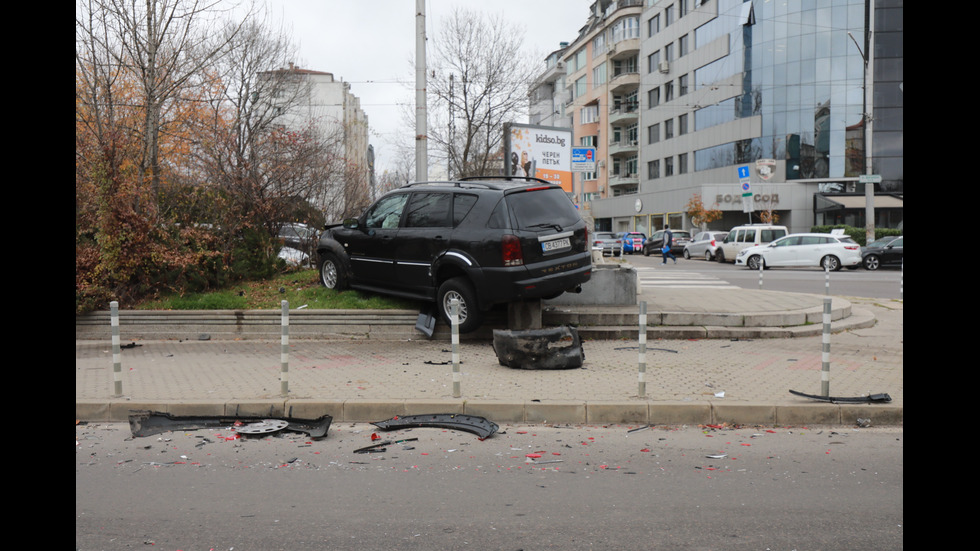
715, 224, 788, 263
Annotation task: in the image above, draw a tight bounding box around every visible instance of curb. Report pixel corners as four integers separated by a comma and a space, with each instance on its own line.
75, 398, 902, 428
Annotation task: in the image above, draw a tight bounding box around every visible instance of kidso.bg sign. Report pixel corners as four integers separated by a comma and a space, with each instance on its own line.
504, 123, 572, 193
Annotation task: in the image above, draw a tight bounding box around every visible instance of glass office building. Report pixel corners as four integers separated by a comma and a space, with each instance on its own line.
589, 0, 902, 234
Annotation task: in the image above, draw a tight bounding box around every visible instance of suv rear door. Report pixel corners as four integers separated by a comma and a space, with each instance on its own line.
502, 186, 589, 278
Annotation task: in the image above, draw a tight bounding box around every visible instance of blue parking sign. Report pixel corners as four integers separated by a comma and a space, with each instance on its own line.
737, 165, 751, 180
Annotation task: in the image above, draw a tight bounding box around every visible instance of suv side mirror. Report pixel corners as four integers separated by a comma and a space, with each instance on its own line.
343, 218, 361, 230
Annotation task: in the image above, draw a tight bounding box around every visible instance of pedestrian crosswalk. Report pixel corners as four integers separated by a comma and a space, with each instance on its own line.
634, 267, 739, 290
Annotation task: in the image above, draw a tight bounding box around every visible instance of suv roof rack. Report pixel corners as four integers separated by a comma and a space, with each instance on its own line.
401, 176, 558, 191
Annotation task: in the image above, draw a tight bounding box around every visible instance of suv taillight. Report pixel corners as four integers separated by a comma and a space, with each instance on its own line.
502, 234, 524, 266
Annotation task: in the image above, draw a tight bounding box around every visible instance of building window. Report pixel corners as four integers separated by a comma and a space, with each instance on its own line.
593, 63, 607, 87
648, 87, 660, 108
647, 50, 661, 73
580, 104, 599, 124
679, 74, 689, 96
665, 119, 674, 139
647, 160, 660, 179
574, 76, 586, 99
647, 123, 660, 144
647, 14, 660, 38
665, 4, 674, 27
679, 34, 689, 57
679, 113, 688, 135
678, 153, 688, 174
665, 156, 674, 176
665, 81, 674, 102
592, 32, 607, 56
664, 42, 674, 62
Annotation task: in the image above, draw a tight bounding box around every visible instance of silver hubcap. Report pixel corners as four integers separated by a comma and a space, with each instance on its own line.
444, 291, 468, 323
321, 261, 338, 288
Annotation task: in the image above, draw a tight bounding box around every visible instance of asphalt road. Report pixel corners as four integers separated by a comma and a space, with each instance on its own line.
622, 252, 903, 299
77, 422, 903, 550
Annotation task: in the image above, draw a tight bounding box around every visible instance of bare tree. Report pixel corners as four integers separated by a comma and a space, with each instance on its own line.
78, 0, 249, 202
427, 8, 539, 178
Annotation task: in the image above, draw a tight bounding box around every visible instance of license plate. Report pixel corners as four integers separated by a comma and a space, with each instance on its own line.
542, 237, 571, 252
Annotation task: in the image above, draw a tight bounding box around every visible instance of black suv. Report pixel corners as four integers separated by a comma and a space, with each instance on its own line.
316, 177, 592, 332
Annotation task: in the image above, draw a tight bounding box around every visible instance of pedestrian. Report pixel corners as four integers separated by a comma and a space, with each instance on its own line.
661, 224, 677, 264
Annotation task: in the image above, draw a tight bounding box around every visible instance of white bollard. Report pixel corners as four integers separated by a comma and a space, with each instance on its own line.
821, 297, 831, 397
110, 301, 123, 396
281, 300, 289, 397
638, 301, 647, 398
451, 299, 461, 398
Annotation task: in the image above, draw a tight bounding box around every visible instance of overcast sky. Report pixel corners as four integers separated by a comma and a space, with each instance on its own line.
265, 0, 594, 175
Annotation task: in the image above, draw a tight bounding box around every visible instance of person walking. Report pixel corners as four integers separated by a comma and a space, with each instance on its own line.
661, 224, 677, 264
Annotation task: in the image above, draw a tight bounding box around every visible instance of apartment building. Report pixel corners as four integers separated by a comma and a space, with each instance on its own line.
263, 65, 372, 219
550, 0, 902, 235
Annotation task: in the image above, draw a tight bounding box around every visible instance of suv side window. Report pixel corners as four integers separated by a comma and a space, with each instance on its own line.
761, 229, 786, 242
741, 229, 756, 243
365, 194, 409, 229
405, 192, 451, 228
453, 194, 478, 227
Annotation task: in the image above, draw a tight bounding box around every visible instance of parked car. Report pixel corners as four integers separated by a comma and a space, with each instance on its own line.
642, 229, 692, 256
277, 223, 318, 267
862, 236, 903, 270
316, 177, 592, 332
716, 224, 788, 263
593, 232, 623, 256
735, 233, 862, 271
684, 231, 729, 260
619, 232, 646, 254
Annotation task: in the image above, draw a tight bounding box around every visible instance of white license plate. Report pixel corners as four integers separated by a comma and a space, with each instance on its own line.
542, 237, 571, 252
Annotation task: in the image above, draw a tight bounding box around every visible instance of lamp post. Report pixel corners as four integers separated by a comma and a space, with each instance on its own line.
848, 1, 875, 245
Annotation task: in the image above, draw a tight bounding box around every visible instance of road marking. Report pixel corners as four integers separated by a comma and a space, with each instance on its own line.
634, 268, 738, 289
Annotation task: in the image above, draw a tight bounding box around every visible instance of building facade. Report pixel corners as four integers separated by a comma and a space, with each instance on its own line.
266, 65, 372, 220
549, 0, 901, 236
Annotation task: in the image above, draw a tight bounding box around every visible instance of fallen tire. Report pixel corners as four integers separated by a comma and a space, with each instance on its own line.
492, 326, 584, 370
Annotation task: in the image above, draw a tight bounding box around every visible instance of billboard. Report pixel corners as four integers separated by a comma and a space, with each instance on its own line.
504, 123, 573, 193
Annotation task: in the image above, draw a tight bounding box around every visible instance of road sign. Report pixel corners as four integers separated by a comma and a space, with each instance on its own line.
571, 147, 596, 172
737, 165, 751, 181
858, 174, 882, 184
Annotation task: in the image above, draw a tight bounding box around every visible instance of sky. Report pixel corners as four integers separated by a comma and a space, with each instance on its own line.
264, 0, 594, 175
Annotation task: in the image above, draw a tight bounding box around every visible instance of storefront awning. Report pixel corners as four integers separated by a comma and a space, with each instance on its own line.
815, 194, 903, 212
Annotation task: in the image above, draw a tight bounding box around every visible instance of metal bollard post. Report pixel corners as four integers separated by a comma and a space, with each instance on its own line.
821, 296, 831, 397
638, 301, 647, 398
281, 300, 289, 397
824, 264, 831, 295
110, 301, 123, 396
451, 299, 461, 398
758, 261, 764, 289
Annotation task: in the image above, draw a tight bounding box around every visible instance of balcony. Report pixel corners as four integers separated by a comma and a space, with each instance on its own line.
609, 172, 639, 189
608, 103, 638, 125
608, 139, 638, 157
609, 71, 639, 94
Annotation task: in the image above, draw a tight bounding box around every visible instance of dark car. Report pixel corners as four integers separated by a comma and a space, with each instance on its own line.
642, 230, 692, 256
862, 236, 903, 270
316, 177, 592, 332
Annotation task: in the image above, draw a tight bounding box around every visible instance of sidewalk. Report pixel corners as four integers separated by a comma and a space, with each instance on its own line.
75, 290, 903, 428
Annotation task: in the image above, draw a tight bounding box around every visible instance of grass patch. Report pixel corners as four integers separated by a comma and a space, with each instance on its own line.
136, 269, 420, 311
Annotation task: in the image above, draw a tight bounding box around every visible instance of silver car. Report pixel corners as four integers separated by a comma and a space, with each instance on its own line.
683, 231, 729, 260
592, 232, 623, 256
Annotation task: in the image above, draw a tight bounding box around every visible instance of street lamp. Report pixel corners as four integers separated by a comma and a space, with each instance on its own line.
848, 5, 875, 245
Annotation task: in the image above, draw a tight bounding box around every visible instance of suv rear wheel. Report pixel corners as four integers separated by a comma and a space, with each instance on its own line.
437, 277, 482, 333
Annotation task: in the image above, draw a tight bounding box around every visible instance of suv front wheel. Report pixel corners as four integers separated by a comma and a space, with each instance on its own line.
318, 253, 347, 290
437, 277, 482, 333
